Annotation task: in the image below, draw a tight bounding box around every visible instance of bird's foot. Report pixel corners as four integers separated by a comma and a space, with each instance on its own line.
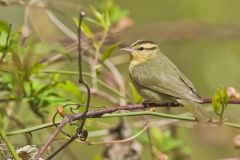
142, 101, 156, 111
142, 101, 151, 108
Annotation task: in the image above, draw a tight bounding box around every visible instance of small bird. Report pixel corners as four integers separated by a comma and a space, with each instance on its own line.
121, 40, 209, 122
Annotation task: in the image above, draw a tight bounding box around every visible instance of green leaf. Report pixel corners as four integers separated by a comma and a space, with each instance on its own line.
0, 21, 9, 47
130, 82, 142, 103
58, 80, 83, 100
212, 87, 229, 115
101, 43, 118, 63
96, 0, 128, 24
0, 30, 7, 46
24, 62, 45, 81
34, 82, 58, 96
212, 94, 221, 114
220, 87, 229, 105
85, 17, 101, 26
0, 21, 9, 31
11, 53, 22, 70
73, 17, 94, 39
104, 10, 111, 29
90, 5, 104, 25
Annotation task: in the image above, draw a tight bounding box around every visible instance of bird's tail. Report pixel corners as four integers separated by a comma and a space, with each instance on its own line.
177, 99, 209, 122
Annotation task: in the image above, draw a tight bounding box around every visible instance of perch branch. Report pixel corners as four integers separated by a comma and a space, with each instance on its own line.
7, 98, 240, 137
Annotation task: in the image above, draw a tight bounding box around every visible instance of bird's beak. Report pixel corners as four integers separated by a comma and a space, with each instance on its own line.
120, 47, 135, 53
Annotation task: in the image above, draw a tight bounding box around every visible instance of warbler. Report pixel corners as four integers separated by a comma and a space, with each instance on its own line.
121, 40, 209, 122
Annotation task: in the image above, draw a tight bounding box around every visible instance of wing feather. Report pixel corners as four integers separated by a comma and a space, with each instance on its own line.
130, 53, 202, 102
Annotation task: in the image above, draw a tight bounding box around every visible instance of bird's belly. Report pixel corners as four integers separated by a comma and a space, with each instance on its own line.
139, 88, 174, 103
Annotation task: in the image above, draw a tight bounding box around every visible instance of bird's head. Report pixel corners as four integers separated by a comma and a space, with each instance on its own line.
121, 40, 160, 63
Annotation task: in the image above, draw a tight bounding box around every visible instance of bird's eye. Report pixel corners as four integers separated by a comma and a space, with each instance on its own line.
139, 47, 144, 51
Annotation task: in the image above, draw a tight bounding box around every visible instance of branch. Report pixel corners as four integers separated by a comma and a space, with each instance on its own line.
7, 98, 240, 137
0, 128, 20, 160
35, 11, 90, 160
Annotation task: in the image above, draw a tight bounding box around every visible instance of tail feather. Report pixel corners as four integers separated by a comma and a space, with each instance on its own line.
177, 99, 209, 122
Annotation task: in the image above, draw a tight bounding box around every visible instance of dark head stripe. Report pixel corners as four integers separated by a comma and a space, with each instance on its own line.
141, 47, 157, 50
131, 40, 156, 47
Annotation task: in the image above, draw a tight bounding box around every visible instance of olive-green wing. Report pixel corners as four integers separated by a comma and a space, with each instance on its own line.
130, 54, 201, 102
160, 53, 202, 99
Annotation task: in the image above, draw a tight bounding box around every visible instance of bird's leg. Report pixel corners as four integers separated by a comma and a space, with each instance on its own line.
166, 102, 172, 110
142, 100, 151, 108
166, 101, 178, 109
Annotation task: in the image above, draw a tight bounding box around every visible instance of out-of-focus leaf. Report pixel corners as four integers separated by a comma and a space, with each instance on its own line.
85, 17, 101, 26
104, 10, 111, 29
41, 92, 69, 104
90, 5, 104, 25
93, 155, 103, 160
81, 21, 94, 39
73, 17, 94, 39
0, 62, 15, 72
0, 21, 9, 31
136, 127, 184, 153
151, 127, 163, 143
97, 0, 128, 24
58, 80, 83, 100
212, 94, 220, 114
0, 30, 7, 46
24, 63, 45, 81
33, 81, 58, 96
130, 82, 142, 103
0, 21, 9, 47
11, 53, 22, 70
101, 43, 118, 63
220, 88, 229, 105
33, 43, 52, 55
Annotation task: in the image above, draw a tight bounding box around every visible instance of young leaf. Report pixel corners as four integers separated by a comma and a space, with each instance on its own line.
0, 31, 7, 46
101, 43, 118, 64
104, 10, 111, 29
58, 80, 83, 100
130, 82, 142, 103
212, 94, 220, 114
85, 17, 101, 26
11, 53, 22, 70
220, 87, 229, 106
212, 87, 229, 120
73, 17, 94, 39
90, 5, 104, 25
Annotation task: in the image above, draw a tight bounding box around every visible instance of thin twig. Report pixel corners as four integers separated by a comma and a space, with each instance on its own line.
35, 11, 90, 160
5, 113, 32, 144
0, 128, 20, 160
77, 11, 91, 133
56, 122, 150, 145
46, 135, 78, 160
34, 116, 71, 160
